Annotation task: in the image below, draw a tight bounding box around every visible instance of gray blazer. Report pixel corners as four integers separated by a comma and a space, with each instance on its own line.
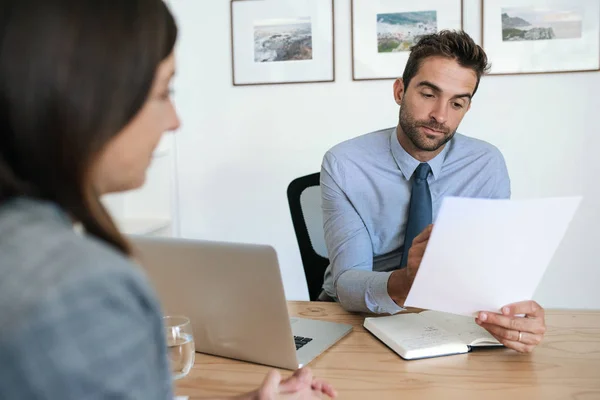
0, 198, 172, 399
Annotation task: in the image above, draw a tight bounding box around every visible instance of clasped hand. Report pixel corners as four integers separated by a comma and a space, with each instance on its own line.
247, 367, 336, 400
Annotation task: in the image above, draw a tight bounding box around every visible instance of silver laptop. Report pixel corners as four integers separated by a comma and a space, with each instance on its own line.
130, 236, 352, 370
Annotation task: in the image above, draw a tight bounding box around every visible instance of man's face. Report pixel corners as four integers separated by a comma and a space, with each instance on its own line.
396, 56, 477, 153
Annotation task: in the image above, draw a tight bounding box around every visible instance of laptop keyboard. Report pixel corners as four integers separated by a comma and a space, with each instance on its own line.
294, 335, 313, 350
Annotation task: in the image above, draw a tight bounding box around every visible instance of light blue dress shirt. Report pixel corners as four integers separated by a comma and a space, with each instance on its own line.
320, 127, 511, 314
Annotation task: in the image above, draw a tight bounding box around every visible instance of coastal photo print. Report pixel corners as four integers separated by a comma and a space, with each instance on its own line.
482, 0, 600, 75
231, 0, 334, 86
254, 17, 313, 63
352, 0, 463, 81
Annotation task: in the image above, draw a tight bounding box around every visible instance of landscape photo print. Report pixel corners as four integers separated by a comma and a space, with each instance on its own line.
352, 0, 463, 80
231, 0, 334, 85
377, 11, 438, 53
254, 17, 313, 63
501, 7, 582, 41
482, 0, 600, 74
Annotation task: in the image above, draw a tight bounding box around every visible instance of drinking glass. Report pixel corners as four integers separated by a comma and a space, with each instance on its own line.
164, 316, 195, 380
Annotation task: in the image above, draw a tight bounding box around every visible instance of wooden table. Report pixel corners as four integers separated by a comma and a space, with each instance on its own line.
176, 301, 600, 399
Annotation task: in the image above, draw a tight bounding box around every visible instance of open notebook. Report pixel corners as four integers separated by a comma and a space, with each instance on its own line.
364, 310, 502, 360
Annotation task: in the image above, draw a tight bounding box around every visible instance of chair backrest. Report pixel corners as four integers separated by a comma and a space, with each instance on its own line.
287, 173, 329, 301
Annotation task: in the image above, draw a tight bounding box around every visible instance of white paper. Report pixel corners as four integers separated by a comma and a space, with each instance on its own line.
404, 196, 581, 317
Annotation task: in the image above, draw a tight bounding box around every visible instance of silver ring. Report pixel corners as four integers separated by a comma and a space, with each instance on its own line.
518, 331, 523, 342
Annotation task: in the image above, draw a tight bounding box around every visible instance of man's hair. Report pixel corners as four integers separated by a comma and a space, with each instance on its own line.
402, 30, 490, 96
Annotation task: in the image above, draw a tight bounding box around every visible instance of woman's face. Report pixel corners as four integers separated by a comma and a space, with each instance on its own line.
93, 52, 179, 194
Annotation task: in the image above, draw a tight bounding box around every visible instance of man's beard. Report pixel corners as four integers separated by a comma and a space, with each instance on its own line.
399, 103, 456, 152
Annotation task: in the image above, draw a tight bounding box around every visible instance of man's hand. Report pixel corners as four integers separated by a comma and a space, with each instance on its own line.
476, 300, 547, 353
405, 224, 432, 283
388, 225, 433, 306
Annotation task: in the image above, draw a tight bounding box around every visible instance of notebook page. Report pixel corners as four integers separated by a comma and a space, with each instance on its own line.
419, 310, 500, 346
364, 313, 468, 359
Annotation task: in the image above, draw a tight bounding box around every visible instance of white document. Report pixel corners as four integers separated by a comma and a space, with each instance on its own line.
404, 196, 581, 317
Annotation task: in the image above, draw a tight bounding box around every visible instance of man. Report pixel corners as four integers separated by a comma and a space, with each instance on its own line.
319, 30, 546, 353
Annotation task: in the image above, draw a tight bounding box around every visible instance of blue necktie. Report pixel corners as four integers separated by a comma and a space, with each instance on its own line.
400, 163, 432, 268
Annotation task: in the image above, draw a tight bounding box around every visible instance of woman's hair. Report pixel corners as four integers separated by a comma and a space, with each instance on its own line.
0, 0, 177, 254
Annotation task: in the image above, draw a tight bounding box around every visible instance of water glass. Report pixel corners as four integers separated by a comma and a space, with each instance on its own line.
164, 316, 195, 380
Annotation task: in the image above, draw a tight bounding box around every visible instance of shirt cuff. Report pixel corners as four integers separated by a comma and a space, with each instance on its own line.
365, 271, 405, 315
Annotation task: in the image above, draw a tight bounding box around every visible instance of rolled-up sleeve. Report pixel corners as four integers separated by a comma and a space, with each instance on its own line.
321, 152, 403, 314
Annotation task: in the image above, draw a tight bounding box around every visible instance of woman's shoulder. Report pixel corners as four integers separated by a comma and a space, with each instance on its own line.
0, 198, 171, 398
0, 198, 159, 325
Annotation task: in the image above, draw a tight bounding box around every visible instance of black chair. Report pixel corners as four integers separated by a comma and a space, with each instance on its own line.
287, 173, 330, 301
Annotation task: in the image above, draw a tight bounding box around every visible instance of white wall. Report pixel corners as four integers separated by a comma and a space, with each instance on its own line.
168, 0, 600, 308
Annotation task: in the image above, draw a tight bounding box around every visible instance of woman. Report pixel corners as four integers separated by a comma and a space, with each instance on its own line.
0, 0, 336, 399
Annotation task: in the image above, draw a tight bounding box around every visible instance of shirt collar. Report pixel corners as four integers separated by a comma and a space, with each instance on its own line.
10, 197, 83, 233
389, 127, 449, 181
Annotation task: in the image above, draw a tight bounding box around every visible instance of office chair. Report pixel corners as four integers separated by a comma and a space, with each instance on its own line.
287, 173, 330, 301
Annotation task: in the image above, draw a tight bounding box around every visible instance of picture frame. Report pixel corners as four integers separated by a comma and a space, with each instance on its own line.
230, 0, 335, 86
351, 0, 463, 81
481, 0, 600, 75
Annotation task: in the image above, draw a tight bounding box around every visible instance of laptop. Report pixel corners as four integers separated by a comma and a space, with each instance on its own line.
130, 236, 353, 370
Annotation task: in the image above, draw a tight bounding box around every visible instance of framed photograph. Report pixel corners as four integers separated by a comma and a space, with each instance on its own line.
351, 0, 463, 81
482, 0, 600, 75
230, 0, 334, 86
